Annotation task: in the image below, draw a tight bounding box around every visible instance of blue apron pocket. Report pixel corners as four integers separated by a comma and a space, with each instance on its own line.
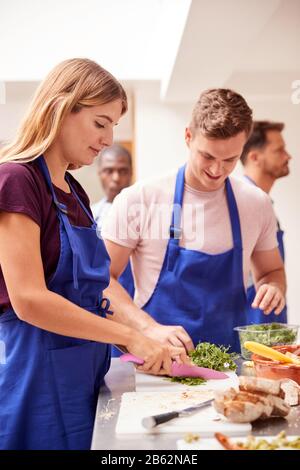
48, 341, 104, 449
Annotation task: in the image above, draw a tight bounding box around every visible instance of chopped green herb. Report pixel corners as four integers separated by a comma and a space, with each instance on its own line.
189, 342, 238, 372
167, 376, 207, 386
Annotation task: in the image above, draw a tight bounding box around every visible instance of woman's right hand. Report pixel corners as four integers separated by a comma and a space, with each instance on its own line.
125, 331, 190, 376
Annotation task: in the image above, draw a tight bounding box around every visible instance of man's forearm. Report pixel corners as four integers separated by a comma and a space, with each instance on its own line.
103, 277, 157, 331
255, 268, 286, 295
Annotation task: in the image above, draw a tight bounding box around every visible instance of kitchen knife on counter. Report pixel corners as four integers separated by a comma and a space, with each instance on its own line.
120, 353, 229, 379
142, 398, 214, 429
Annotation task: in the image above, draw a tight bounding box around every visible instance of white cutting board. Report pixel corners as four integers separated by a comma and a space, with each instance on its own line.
135, 369, 239, 392
115, 390, 251, 436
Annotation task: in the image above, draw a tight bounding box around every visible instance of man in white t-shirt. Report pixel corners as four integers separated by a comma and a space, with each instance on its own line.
102, 89, 286, 353
240, 121, 291, 325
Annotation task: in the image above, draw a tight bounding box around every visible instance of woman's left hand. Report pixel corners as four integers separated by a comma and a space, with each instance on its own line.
143, 323, 194, 353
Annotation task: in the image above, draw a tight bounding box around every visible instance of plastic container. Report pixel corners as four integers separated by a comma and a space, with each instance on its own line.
234, 323, 299, 360
252, 344, 300, 384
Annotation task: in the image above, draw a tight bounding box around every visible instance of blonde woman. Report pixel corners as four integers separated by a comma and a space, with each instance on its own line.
0, 58, 185, 450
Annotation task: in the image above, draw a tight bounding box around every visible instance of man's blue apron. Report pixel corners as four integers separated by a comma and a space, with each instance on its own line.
119, 263, 135, 299
142, 165, 247, 353
243, 175, 287, 324
0, 156, 112, 450
94, 198, 135, 300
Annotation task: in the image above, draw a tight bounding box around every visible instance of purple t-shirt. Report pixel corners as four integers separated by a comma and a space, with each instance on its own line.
0, 160, 93, 309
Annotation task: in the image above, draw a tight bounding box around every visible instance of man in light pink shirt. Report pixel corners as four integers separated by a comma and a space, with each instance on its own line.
102, 89, 286, 353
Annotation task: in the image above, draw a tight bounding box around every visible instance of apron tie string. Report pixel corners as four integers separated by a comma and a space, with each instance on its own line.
100, 297, 114, 317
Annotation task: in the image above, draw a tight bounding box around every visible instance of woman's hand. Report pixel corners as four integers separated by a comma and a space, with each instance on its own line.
126, 331, 190, 376
142, 323, 194, 354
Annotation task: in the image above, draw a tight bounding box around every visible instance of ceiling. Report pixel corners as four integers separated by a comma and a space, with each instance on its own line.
0, 0, 299, 103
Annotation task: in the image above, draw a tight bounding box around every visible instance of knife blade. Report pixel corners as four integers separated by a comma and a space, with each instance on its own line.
114, 344, 129, 354
141, 398, 214, 429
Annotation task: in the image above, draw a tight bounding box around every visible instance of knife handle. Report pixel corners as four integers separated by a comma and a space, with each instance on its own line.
142, 411, 179, 429
120, 353, 145, 365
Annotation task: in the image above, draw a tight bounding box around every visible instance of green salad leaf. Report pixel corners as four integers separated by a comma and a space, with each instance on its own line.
239, 323, 297, 345
238, 323, 298, 359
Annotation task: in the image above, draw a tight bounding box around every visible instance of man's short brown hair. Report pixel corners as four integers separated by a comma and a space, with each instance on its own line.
240, 121, 284, 165
190, 88, 253, 139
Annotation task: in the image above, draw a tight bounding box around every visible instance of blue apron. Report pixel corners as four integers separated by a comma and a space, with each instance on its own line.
142, 165, 247, 353
111, 263, 135, 357
119, 262, 135, 299
243, 175, 287, 324
0, 156, 112, 450
94, 202, 135, 358
94, 198, 135, 300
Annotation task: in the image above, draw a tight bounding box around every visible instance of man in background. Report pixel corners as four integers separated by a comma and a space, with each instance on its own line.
241, 121, 291, 324
92, 144, 135, 298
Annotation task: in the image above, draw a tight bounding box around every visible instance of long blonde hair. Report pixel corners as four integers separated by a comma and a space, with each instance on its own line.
0, 58, 128, 165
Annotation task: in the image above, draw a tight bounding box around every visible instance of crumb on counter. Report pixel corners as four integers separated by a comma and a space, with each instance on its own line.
184, 433, 200, 443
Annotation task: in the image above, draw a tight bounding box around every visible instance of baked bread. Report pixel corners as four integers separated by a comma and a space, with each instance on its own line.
213, 376, 292, 423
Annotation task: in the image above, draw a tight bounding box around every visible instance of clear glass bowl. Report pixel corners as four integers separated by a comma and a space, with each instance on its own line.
234, 323, 299, 360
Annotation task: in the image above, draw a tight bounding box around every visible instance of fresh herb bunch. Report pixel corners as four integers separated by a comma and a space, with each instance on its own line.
168, 377, 207, 386
189, 342, 238, 371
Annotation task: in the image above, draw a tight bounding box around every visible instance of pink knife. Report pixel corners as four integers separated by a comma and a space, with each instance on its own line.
120, 353, 228, 379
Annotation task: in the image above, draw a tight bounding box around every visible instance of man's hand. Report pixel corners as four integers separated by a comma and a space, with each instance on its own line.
251, 247, 286, 315
142, 324, 194, 353
252, 283, 285, 315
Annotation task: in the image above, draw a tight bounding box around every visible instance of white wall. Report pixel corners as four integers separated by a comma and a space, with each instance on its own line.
135, 82, 191, 179
0, 82, 37, 143
134, 82, 300, 325
0, 0, 165, 81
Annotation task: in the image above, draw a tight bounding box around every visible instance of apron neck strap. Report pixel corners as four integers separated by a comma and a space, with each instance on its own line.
225, 178, 243, 249
65, 175, 95, 225
37, 155, 67, 214
169, 165, 243, 249
169, 165, 185, 241
37, 155, 95, 225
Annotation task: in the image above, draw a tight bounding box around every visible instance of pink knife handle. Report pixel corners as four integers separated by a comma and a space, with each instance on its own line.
120, 353, 145, 365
